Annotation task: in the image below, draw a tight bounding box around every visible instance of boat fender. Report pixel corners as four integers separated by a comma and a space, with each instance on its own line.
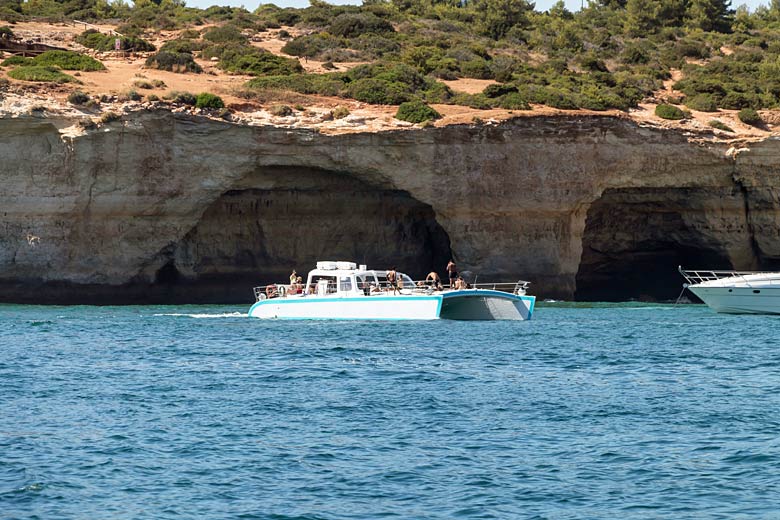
258, 293, 267, 301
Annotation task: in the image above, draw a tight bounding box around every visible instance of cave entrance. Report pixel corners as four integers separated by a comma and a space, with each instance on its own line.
575, 187, 743, 301
167, 167, 452, 302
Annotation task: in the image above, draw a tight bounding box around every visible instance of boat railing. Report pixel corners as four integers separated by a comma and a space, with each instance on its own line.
409, 280, 531, 295
253, 279, 532, 302
253, 281, 338, 301
469, 281, 531, 295
678, 266, 780, 287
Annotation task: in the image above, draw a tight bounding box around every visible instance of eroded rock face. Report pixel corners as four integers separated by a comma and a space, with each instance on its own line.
1, 110, 779, 303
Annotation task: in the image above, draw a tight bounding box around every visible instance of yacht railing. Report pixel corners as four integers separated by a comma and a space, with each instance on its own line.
253, 279, 532, 302
678, 266, 780, 287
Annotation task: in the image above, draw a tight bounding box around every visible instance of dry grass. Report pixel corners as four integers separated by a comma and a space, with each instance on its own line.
232, 86, 321, 106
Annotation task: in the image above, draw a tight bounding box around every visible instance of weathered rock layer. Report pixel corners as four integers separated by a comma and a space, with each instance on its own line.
2, 110, 779, 303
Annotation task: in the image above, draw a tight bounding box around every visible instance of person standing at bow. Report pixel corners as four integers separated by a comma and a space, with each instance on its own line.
446, 260, 458, 288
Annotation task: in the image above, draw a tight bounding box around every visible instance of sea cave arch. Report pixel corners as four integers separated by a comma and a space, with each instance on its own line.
158, 165, 453, 303
574, 186, 755, 301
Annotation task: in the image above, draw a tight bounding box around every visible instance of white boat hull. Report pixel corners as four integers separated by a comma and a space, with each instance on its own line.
689, 286, 780, 314
248, 290, 535, 321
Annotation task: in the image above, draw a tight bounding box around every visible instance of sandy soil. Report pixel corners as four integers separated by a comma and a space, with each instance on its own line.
442, 78, 497, 95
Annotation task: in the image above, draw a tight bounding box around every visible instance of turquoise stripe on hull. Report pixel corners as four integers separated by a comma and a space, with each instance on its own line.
248, 290, 535, 320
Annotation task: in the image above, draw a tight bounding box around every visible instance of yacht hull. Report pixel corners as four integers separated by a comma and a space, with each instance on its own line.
440, 290, 535, 320
689, 286, 780, 314
248, 291, 535, 321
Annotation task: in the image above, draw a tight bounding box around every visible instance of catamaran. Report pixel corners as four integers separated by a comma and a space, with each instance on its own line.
248, 261, 536, 320
679, 267, 780, 314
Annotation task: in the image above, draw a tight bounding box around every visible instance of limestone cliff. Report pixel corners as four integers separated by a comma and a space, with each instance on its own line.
1, 109, 778, 303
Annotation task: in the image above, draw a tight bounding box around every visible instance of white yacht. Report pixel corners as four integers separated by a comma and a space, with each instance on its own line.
248, 261, 536, 321
679, 267, 780, 314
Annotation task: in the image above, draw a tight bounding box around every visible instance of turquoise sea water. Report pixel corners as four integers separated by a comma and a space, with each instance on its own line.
2, 302, 780, 519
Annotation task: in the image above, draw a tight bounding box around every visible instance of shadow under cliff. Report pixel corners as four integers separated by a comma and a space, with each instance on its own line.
3, 166, 453, 304
574, 187, 753, 301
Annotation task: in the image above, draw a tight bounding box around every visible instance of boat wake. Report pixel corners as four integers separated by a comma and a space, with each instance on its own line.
153, 312, 244, 319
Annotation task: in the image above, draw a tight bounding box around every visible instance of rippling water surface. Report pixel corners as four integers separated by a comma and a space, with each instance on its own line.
2, 303, 780, 519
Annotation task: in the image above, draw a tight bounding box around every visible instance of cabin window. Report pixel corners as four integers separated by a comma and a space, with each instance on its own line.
340, 276, 353, 292
313, 276, 337, 295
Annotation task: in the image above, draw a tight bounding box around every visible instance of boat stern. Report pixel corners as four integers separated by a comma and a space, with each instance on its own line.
439, 290, 535, 320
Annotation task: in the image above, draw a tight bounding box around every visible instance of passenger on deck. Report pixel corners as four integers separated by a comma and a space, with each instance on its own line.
454, 276, 466, 290
386, 268, 398, 294
288, 276, 303, 295
446, 260, 458, 288
289, 269, 297, 285
266, 284, 278, 298
425, 271, 443, 291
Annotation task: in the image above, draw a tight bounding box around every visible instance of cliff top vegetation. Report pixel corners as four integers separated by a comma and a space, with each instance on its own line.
0, 0, 778, 136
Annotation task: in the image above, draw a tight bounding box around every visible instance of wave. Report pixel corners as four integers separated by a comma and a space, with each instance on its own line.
152, 312, 244, 319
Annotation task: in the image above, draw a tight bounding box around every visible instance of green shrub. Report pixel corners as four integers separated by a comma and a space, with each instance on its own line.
395, 100, 441, 123
145, 52, 203, 73
165, 91, 197, 105
621, 44, 650, 65
78, 118, 97, 130
204, 43, 303, 76
245, 64, 447, 106
684, 94, 719, 112
738, 108, 762, 125
281, 33, 343, 58
33, 50, 104, 71
1, 55, 32, 67
133, 79, 153, 89
8, 66, 77, 83
195, 92, 225, 109
720, 92, 755, 110
159, 39, 204, 54
655, 103, 685, 120
270, 104, 293, 116
347, 77, 408, 104
100, 111, 121, 124
451, 92, 493, 109
0, 8, 22, 23
203, 24, 247, 44
483, 83, 517, 98
0, 26, 14, 39
123, 89, 144, 101
67, 91, 90, 105
147, 94, 160, 102
460, 59, 492, 79
328, 13, 394, 38
332, 105, 350, 119
76, 30, 155, 52
708, 120, 734, 132
498, 92, 530, 110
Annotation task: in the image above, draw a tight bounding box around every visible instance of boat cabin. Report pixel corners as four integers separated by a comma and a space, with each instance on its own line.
305, 261, 415, 297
